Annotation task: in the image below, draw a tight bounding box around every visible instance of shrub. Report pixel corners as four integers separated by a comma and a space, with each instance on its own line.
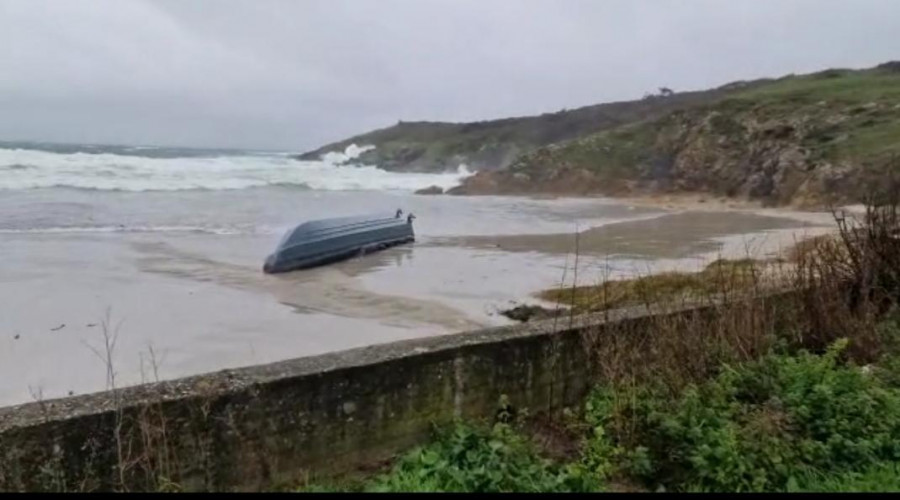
585, 340, 900, 492
367, 422, 601, 493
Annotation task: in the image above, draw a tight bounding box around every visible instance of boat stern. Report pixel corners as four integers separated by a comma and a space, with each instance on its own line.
263, 253, 278, 274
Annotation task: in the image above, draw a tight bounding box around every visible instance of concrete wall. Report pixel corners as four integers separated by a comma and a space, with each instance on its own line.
0, 295, 791, 492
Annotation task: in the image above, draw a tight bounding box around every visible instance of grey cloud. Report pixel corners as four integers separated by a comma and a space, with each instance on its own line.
1, 0, 898, 150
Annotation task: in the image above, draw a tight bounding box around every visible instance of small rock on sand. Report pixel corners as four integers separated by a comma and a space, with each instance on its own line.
415, 185, 444, 195
500, 304, 556, 323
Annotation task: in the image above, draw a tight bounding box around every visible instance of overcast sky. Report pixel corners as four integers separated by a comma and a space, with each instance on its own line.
1, 0, 898, 151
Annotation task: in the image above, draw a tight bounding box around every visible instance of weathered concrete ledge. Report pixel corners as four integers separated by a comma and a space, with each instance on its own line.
0, 293, 795, 492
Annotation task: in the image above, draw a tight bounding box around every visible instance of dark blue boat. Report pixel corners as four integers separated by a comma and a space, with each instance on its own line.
263, 210, 416, 273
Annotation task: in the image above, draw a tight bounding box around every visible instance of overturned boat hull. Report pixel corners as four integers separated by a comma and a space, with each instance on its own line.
263, 213, 415, 273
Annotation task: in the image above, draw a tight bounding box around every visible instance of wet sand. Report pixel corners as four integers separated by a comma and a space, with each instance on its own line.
431, 210, 833, 259
0, 196, 838, 407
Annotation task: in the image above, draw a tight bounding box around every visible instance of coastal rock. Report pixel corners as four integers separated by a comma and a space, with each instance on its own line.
499, 304, 557, 323
447, 173, 502, 195
414, 185, 444, 195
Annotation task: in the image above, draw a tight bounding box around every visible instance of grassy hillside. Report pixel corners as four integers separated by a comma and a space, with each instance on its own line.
452, 63, 900, 207
295, 83, 769, 173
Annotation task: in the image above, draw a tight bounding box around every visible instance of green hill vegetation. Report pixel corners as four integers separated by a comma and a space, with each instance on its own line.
296, 80, 769, 172
299, 62, 900, 207
456, 64, 900, 207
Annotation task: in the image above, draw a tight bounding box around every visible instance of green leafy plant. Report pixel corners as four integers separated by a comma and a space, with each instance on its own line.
584, 339, 900, 492
367, 421, 600, 493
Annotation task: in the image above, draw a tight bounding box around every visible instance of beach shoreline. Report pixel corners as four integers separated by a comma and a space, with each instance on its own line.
0, 191, 841, 407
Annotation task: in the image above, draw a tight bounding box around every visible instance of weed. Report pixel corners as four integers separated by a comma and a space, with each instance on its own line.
367, 421, 600, 493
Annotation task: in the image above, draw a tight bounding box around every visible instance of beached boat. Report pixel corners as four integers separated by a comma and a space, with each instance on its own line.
263, 210, 416, 273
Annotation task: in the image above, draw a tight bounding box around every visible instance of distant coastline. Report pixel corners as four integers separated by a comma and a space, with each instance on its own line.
303, 62, 900, 209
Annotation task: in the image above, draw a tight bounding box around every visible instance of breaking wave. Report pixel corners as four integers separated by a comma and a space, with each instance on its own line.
0, 144, 474, 192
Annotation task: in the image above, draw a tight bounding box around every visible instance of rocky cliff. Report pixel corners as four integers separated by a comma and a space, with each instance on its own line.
450, 65, 900, 207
